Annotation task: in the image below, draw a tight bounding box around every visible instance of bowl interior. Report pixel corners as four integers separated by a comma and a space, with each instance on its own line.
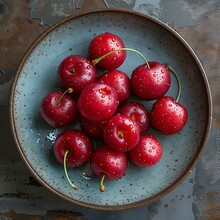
10, 10, 211, 210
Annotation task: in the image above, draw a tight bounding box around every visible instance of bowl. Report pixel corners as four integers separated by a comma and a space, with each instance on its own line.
9, 9, 212, 210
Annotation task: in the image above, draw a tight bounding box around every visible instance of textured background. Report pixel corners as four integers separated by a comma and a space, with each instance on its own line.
0, 0, 220, 219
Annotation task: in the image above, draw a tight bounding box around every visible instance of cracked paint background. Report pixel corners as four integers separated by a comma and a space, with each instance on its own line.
29, 0, 220, 27
0, 0, 220, 219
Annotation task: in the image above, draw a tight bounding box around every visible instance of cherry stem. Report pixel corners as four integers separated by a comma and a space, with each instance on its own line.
92, 47, 150, 69
100, 173, 106, 192
71, 68, 76, 73
64, 150, 78, 190
118, 131, 124, 139
57, 88, 73, 106
166, 64, 181, 102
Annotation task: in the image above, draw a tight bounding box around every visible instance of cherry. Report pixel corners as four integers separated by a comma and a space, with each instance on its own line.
103, 113, 140, 152
40, 88, 78, 128
58, 55, 97, 95
53, 129, 92, 167
90, 146, 127, 192
131, 61, 171, 100
79, 116, 107, 139
99, 69, 131, 103
53, 129, 92, 189
117, 101, 150, 134
128, 134, 162, 167
150, 96, 188, 135
77, 82, 119, 122
150, 65, 188, 135
89, 32, 126, 70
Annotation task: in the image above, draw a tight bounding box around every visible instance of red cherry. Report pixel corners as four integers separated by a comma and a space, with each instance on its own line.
90, 146, 127, 191
150, 96, 188, 135
79, 116, 107, 139
58, 55, 97, 95
89, 32, 126, 70
129, 134, 162, 167
40, 89, 78, 128
117, 101, 150, 134
99, 69, 131, 103
53, 129, 92, 167
103, 113, 140, 152
131, 61, 171, 100
77, 82, 119, 122
53, 129, 92, 190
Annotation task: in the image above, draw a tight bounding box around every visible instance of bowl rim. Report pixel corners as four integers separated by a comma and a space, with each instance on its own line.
9, 8, 212, 211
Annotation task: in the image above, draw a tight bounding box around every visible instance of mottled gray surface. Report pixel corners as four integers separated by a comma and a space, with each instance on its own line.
104, 0, 220, 28
29, 0, 85, 25
28, 0, 220, 28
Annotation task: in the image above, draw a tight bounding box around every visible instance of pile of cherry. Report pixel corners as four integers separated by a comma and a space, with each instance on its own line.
40, 32, 188, 192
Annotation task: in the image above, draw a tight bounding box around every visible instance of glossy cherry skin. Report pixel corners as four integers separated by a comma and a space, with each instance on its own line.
131, 61, 171, 100
150, 96, 188, 135
90, 146, 127, 180
103, 113, 140, 152
77, 82, 119, 122
128, 134, 162, 167
58, 55, 98, 95
79, 116, 107, 139
89, 32, 126, 70
53, 129, 92, 167
40, 91, 78, 128
117, 101, 150, 134
99, 69, 131, 103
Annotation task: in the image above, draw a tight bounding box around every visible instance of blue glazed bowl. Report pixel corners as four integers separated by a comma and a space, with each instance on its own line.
10, 9, 212, 210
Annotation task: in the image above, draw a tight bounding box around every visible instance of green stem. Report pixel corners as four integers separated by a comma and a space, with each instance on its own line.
64, 150, 78, 190
166, 64, 181, 102
57, 88, 73, 106
71, 68, 76, 73
92, 47, 150, 69
100, 173, 106, 192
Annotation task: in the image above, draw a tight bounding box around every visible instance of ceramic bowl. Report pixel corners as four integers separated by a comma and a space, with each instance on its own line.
10, 9, 212, 210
